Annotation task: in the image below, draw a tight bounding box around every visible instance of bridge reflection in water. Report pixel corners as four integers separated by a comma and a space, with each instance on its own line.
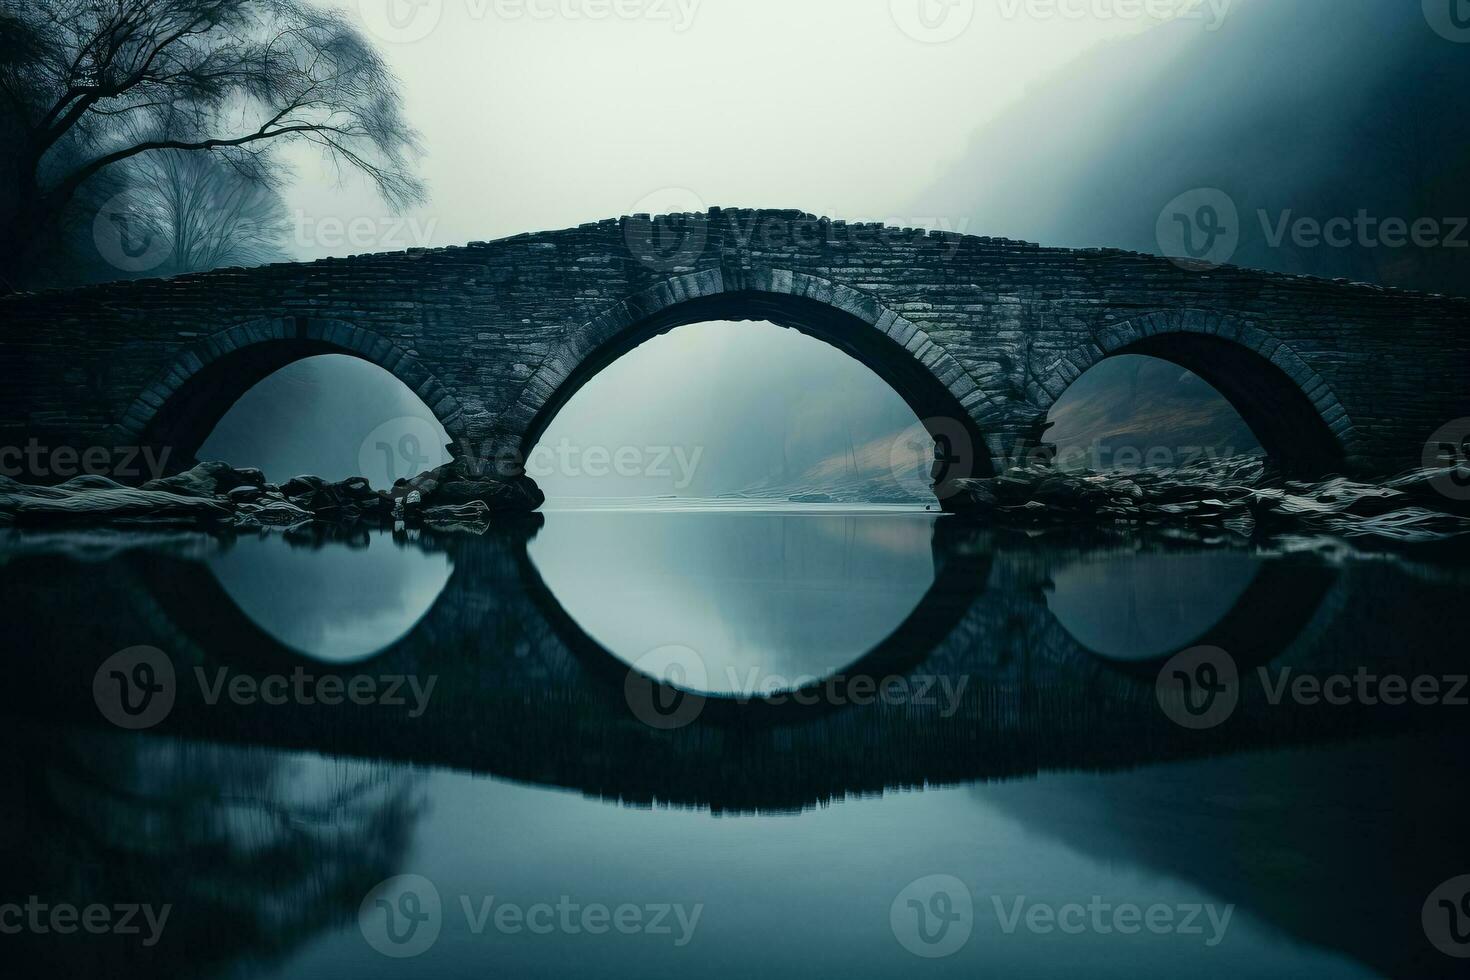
1, 514, 1467, 978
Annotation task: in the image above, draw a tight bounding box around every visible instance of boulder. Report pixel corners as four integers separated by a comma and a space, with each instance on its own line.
0, 484, 232, 526
397, 460, 544, 513
142, 461, 264, 498
946, 454, 1470, 544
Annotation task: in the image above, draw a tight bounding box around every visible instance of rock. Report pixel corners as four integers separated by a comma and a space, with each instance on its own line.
227, 485, 265, 504
952, 484, 999, 513
278, 476, 391, 521
280, 475, 327, 499
398, 460, 544, 513
234, 498, 314, 526
0, 484, 232, 526
945, 454, 1470, 544
789, 492, 834, 503
335, 476, 376, 499
56, 474, 126, 492
141, 461, 265, 498
1, 455, 536, 529
423, 500, 494, 527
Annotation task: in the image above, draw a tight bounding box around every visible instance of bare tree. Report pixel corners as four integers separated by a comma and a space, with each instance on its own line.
125, 146, 289, 274
0, 0, 424, 282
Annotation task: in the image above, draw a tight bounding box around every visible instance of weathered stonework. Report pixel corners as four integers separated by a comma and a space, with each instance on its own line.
1, 208, 1467, 500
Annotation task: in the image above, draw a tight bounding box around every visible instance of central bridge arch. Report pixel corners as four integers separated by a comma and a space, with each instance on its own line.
496, 270, 1003, 493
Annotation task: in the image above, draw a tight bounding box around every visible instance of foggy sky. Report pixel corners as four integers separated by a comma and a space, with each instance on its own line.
287, 0, 1168, 256
206, 1, 1332, 491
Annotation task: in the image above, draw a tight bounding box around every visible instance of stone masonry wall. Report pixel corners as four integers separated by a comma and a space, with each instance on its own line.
1, 207, 1467, 480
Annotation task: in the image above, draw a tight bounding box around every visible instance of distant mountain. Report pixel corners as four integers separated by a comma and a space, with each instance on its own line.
739, 428, 937, 504
1046, 355, 1260, 470
905, 0, 1470, 468
913, 0, 1470, 295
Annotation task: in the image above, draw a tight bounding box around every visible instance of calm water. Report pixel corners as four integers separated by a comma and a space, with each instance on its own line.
2, 505, 1467, 978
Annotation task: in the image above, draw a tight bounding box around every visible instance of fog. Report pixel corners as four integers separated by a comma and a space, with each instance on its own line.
202, 0, 1469, 492
912, 0, 1470, 292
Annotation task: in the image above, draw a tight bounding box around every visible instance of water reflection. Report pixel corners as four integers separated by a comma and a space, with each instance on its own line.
2, 513, 1464, 807
0, 722, 423, 978
528, 509, 937, 694
2, 513, 1468, 977
1046, 549, 1262, 661
3, 718, 1462, 978
205, 530, 452, 663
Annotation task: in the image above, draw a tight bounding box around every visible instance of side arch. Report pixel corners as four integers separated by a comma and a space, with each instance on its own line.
110, 316, 469, 469
496, 269, 1005, 491
1033, 309, 1359, 473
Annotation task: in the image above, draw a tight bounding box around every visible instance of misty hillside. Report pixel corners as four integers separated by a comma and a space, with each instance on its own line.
913, 0, 1470, 294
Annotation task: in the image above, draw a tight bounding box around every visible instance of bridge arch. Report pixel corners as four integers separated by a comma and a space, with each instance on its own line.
111, 316, 470, 467
497, 269, 1003, 491
1034, 309, 1358, 473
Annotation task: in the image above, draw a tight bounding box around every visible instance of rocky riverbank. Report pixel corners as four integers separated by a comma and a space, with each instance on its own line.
0, 458, 542, 530
947, 455, 1470, 545
3, 454, 1467, 547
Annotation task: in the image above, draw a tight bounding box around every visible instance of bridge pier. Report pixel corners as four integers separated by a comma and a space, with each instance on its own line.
980, 414, 1056, 474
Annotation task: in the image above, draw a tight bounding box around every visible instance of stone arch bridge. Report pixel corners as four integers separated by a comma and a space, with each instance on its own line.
2, 207, 1467, 502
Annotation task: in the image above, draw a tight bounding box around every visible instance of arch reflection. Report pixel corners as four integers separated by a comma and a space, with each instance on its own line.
203, 530, 452, 664
526, 509, 940, 696
1045, 548, 1264, 662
